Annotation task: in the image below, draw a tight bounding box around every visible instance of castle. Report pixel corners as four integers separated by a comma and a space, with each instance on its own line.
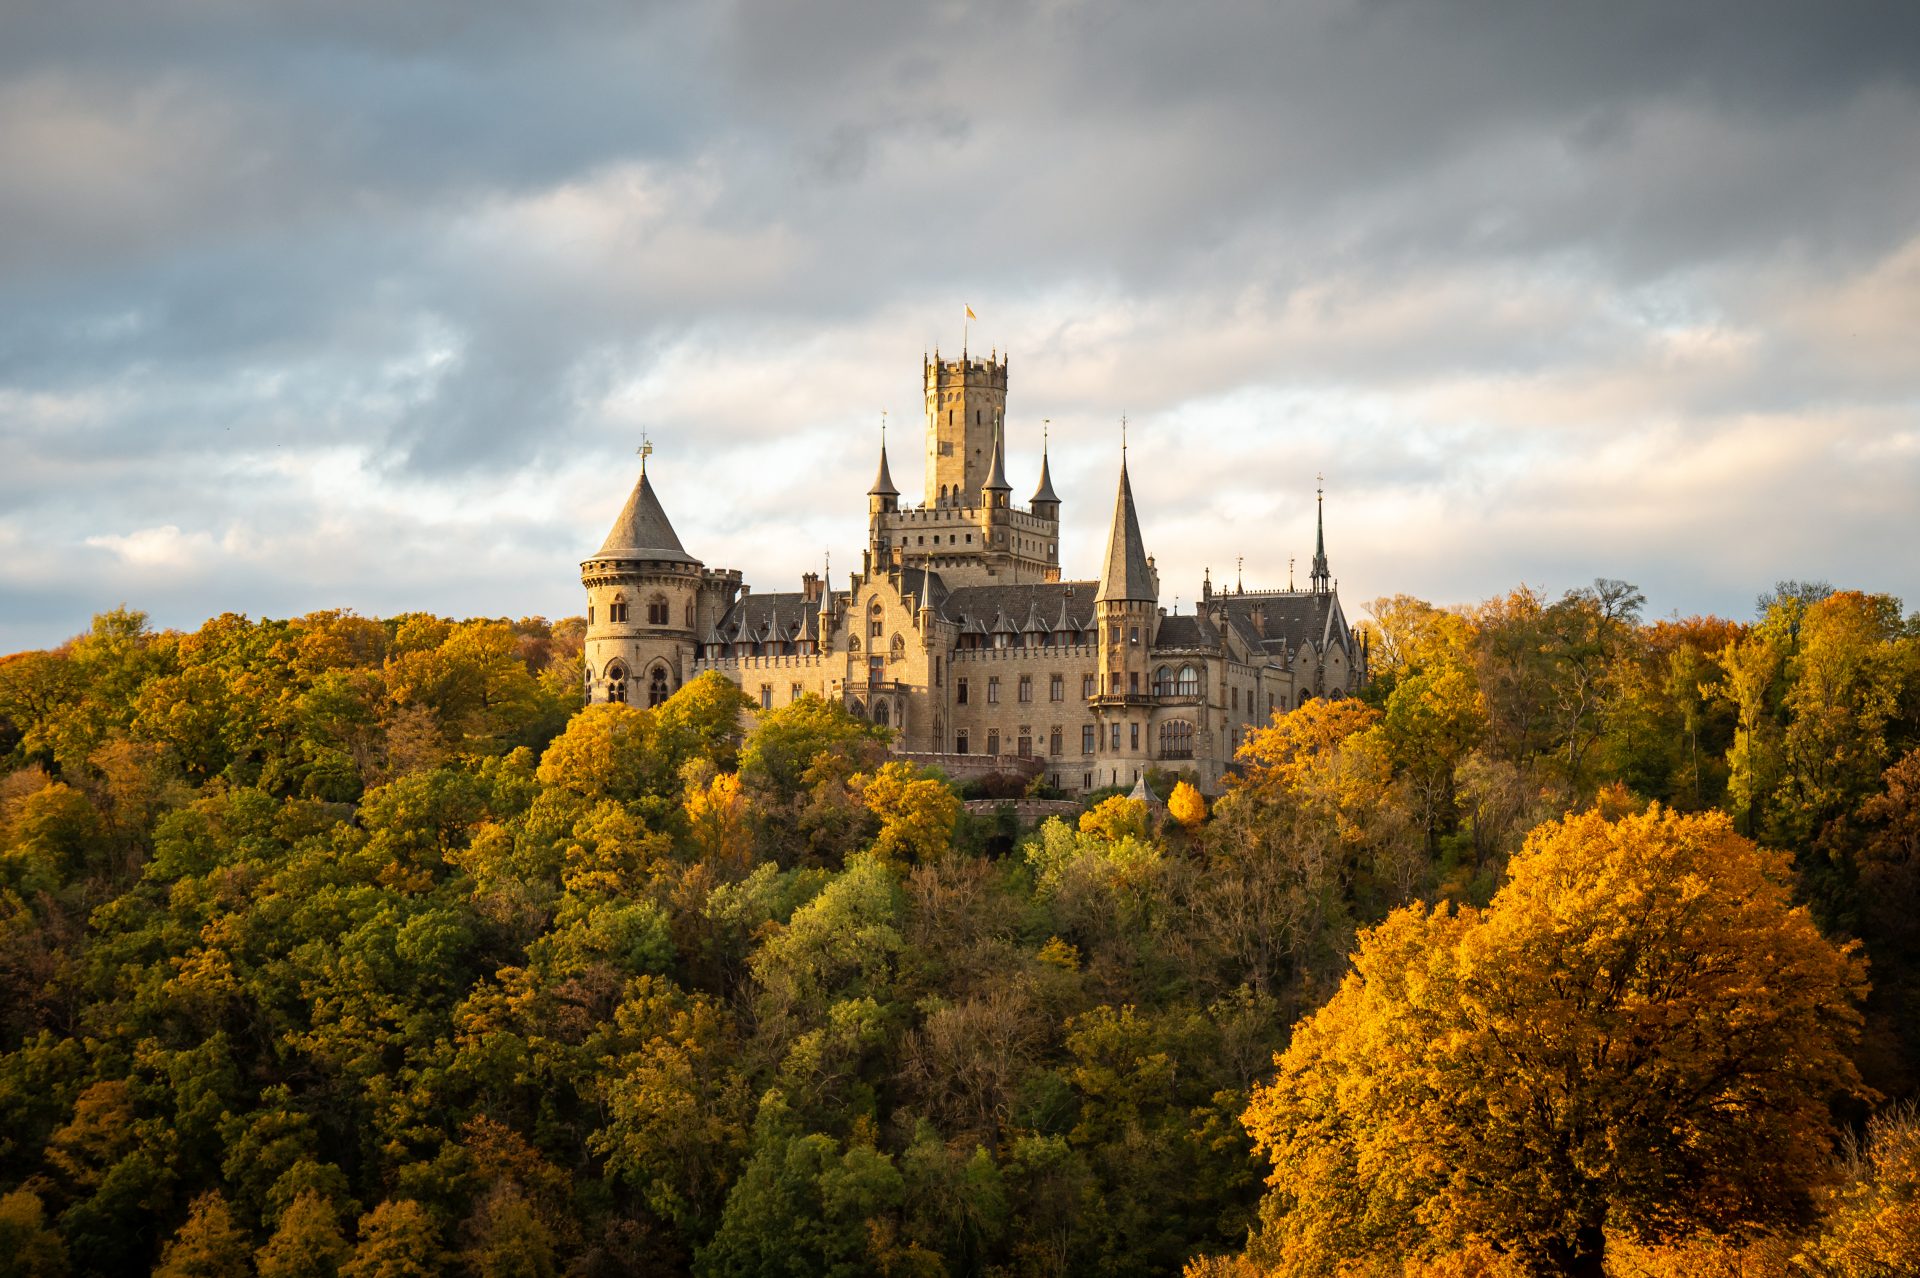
579, 349, 1367, 794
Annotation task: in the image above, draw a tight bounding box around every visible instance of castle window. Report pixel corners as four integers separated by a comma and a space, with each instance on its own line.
987, 728, 1000, 755
1110, 724, 1121, 750
1018, 731, 1032, 758
1129, 627, 1140, 646
1269, 693, 1276, 714
605, 660, 628, 704
956, 729, 969, 754
874, 699, 890, 725
1177, 665, 1200, 697
1082, 725, 1095, 754
987, 676, 1000, 704
649, 667, 670, 707
934, 657, 942, 688
760, 684, 773, 710
686, 604, 694, 627
869, 601, 883, 639
791, 683, 803, 702
610, 599, 629, 623
966, 533, 973, 544
1232, 687, 1239, 710
957, 677, 969, 705
890, 634, 905, 662
1050, 674, 1063, 701
588, 605, 595, 623
1018, 675, 1032, 703
1050, 726, 1062, 755
1083, 674, 1095, 699
1130, 723, 1140, 750
1129, 671, 1139, 694
647, 595, 669, 626
1299, 690, 1312, 708
1159, 720, 1195, 760
870, 656, 884, 683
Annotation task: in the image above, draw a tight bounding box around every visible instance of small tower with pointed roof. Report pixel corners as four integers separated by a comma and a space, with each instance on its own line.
580, 452, 705, 706
1090, 443, 1159, 788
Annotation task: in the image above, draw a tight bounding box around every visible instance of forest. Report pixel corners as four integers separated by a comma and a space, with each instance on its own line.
0, 580, 1916, 1277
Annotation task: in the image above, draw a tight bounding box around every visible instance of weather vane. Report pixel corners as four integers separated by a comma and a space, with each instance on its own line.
638, 433, 653, 474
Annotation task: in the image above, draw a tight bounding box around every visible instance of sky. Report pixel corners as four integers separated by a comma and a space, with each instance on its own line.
3, 0, 1919, 653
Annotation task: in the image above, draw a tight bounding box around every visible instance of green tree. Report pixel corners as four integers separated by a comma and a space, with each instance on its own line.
256, 1192, 350, 1278
155, 1190, 251, 1278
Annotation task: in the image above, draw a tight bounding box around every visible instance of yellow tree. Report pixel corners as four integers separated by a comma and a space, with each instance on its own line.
856, 761, 961, 865
1167, 780, 1207, 830
1242, 805, 1867, 1278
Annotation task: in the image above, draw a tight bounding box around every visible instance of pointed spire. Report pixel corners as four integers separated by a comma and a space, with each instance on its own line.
594, 458, 696, 563
1030, 419, 1060, 506
1310, 473, 1331, 594
869, 414, 899, 498
1096, 454, 1155, 603
983, 416, 1011, 494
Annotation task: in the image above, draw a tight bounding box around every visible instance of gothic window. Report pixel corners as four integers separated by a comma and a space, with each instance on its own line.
1153, 665, 1172, 696
1177, 665, 1200, 697
648, 666, 670, 707
1159, 720, 1195, 759
610, 597, 629, 623
873, 699, 890, 725
890, 634, 905, 662
604, 660, 628, 704
647, 595, 669, 626
956, 729, 969, 754
686, 603, 695, 627
987, 728, 1000, 755
760, 684, 773, 710
1082, 724, 1096, 754
1050, 726, 1062, 755
869, 601, 883, 639
1299, 689, 1312, 708
1050, 674, 1063, 701
1018, 732, 1032, 758
987, 676, 1000, 704
957, 676, 969, 705
851, 635, 861, 652
1082, 674, 1096, 699
1018, 675, 1032, 703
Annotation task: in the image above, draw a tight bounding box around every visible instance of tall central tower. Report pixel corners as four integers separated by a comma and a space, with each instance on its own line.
924, 351, 1007, 507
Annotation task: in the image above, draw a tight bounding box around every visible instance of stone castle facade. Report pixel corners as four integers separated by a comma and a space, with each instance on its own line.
580, 348, 1368, 794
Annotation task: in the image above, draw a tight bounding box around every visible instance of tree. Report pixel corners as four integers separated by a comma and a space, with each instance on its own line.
1241, 805, 1868, 1278
1803, 1102, 1920, 1274
155, 1191, 251, 1278
342, 1200, 448, 1278
1166, 781, 1207, 830
855, 762, 960, 865
0, 1189, 68, 1277
257, 1192, 350, 1278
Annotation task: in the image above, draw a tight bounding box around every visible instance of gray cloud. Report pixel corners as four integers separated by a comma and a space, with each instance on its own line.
2, 0, 1919, 652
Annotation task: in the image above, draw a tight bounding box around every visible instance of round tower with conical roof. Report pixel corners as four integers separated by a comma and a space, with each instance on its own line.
580, 456, 703, 706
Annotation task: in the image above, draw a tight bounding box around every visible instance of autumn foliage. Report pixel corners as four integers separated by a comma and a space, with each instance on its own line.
0, 583, 1917, 1276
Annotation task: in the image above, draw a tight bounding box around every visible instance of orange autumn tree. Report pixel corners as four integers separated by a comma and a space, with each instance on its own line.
1240, 805, 1868, 1278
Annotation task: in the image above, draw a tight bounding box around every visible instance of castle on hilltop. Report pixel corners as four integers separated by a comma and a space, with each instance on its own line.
579, 348, 1367, 794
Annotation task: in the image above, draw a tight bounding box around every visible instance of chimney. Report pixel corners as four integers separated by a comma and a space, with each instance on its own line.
801, 572, 822, 603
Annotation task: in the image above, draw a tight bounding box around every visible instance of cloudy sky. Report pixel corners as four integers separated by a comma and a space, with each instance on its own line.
4, 0, 1918, 651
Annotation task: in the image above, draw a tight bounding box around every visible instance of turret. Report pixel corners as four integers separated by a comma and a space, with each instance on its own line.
1030, 424, 1061, 522
1310, 476, 1331, 595
1091, 447, 1158, 788
580, 454, 704, 706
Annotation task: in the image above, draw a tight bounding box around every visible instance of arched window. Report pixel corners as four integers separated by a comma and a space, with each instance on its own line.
604, 660, 628, 704
609, 595, 629, 624
889, 634, 905, 662
869, 601, 884, 639
685, 603, 695, 627
1298, 689, 1312, 708
1153, 665, 1173, 696
873, 698, 890, 725
1159, 720, 1194, 759
648, 666, 671, 707
1176, 665, 1200, 696
647, 594, 669, 626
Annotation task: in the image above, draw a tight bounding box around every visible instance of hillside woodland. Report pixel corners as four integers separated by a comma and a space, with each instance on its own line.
1, 582, 1917, 1277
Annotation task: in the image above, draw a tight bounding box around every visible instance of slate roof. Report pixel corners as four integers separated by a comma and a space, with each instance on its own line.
593, 469, 697, 564
939, 580, 1099, 634
1095, 460, 1154, 603
1213, 591, 1350, 656
708, 592, 822, 646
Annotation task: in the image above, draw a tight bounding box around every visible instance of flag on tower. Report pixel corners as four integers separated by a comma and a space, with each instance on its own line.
965, 305, 976, 320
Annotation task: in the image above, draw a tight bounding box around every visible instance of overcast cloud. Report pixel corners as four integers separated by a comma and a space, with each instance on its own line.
3, 0, 1918, 651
